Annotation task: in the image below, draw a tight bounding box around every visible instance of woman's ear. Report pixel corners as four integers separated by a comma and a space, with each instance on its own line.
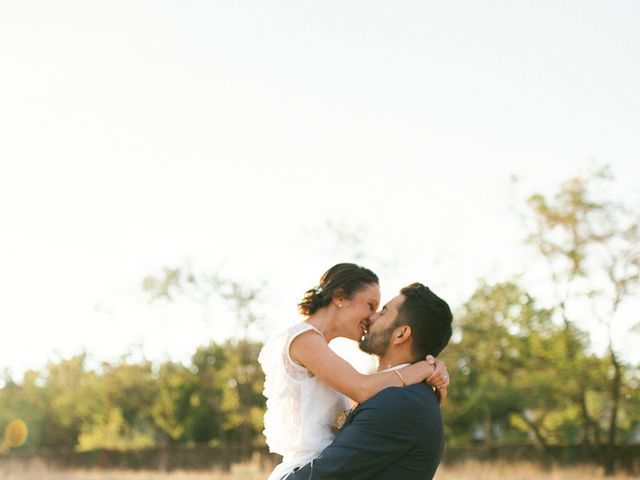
332, 289, 345, 308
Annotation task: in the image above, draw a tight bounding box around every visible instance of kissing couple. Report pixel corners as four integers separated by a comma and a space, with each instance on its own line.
259, 263, 453, 480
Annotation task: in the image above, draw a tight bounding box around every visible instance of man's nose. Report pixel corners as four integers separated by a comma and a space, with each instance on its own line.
368, 311, 380, 323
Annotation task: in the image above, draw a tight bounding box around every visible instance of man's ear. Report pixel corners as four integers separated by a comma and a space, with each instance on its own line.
393, 325, 413, 345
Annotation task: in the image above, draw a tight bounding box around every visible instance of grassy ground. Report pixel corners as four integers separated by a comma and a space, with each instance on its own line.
0, 460, 264, 480
437, 461, 632, 480
0, 459, 634, 480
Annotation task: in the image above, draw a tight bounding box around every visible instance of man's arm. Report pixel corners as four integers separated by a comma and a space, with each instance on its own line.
285, 387, 415, 480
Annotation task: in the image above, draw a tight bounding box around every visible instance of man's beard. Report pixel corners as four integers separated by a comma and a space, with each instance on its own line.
359, 325, 393, 356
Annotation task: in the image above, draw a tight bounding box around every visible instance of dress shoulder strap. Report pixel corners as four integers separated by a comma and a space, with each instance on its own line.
288, 322, 325, 340
284, 323, 325, 374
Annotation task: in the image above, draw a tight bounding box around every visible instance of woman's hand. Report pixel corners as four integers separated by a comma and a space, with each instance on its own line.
425, 355, 449, 405
435, 386, 448, 404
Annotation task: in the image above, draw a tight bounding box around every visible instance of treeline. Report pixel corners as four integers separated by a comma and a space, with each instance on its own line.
0, 340, 265, 452
442, 281, 640, 461
1, 166, 639, 475
0, 280, 637, 463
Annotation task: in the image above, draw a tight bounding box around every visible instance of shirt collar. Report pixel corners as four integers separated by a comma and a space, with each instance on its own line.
380, 362, 411, 373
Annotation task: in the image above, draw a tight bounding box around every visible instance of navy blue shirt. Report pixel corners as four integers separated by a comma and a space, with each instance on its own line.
285, 382, 444, 480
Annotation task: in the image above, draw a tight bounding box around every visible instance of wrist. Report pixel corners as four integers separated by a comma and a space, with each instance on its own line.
416, 360, 432, 379
425, 361, 436, 381
392, 368, 407, 387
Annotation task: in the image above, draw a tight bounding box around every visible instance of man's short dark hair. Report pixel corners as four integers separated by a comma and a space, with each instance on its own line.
394, 283, 452, 360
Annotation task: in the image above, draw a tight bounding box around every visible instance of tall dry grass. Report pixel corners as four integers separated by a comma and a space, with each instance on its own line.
436, 461, 633, 480
0, 459, 263, 480
0, 459, 635, 480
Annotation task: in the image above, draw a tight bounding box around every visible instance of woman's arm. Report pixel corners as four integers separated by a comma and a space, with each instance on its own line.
425, 356, 450, 404
289, 330, 435, 404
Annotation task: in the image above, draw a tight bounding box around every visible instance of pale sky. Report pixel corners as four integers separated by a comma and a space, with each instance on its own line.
1, 1, 639, 378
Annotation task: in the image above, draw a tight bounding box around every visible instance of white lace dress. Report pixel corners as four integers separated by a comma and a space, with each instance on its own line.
258, 323, 350, 480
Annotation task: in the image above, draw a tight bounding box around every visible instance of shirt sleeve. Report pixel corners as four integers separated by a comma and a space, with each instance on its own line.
285, 387, 416, 480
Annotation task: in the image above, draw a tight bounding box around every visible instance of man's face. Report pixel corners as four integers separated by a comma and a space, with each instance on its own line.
359, 294, 405, 356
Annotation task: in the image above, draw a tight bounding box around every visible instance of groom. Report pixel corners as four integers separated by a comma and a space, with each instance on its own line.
284, 282, 453, 480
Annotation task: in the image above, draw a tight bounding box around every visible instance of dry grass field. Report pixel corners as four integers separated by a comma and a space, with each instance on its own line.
0, 459, 635, 480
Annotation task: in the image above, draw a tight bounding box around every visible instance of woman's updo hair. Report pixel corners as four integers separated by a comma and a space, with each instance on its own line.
298, 263, 379, 316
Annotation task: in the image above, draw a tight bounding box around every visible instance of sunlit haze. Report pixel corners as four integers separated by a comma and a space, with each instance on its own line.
1, 1, 639, 378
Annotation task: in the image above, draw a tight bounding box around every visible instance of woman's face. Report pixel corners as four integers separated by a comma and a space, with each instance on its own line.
339, 283, 380, 341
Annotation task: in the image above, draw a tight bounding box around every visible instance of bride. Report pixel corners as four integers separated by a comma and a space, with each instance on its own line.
258, 263, 449, 480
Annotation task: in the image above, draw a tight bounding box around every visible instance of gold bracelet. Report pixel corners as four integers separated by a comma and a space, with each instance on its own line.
393, 368, 407, 387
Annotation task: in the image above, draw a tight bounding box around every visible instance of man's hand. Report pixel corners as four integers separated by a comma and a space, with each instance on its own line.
426, 355, 449, 405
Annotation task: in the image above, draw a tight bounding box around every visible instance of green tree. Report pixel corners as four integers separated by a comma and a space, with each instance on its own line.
150, 361, 199, 443
39, 355, 96, 449
0, 371, 45, 452
0, 355, 100, 451
443, 281, 594, 450
525, 166, 640, 474
78, 357, 157, 450
186, 339, 265, 448
214, 340, 265, 450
